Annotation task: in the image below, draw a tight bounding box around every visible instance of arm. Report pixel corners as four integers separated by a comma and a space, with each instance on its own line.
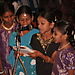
68, 69, 75, 75
28, 50, 54, 63
51, 51, 58, 62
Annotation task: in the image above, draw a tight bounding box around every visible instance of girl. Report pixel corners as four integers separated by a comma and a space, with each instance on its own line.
52, 20, 75, 75
8, 5, 39, 75
28, 10, 59, 75
0, 2, 16, 75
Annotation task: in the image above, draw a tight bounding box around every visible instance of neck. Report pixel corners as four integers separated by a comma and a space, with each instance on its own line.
41, 31, 53, 40
2, 22, 15, 31
58, 42, 71, 51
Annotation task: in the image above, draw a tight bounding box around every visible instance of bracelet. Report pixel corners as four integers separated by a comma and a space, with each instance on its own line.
0, 70, 4, 74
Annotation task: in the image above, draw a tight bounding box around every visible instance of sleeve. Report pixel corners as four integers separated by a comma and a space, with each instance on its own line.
30, 34, 36, 48
30, 34, 38, 50
65, 52, 75, 70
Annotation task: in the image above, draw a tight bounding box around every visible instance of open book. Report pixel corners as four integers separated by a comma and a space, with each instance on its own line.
13, 46, 34, 53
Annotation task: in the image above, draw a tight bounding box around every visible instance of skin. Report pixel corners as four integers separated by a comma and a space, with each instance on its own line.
53, 27, 75, 75
2, 11, 15, 28
38, 16, 54, 34
28, 16, 55, 63
18, 13, 33, 27
53, 27, 69, 48
16, 16, 56, 63
17, 13, 33, 36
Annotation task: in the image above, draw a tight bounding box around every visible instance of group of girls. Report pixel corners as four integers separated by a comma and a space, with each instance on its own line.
0, 2, 75, 75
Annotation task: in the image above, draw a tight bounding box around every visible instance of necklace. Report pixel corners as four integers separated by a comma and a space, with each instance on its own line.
37, 33, 54, 54
58, 42, 70, 51
2, 22, 15, 31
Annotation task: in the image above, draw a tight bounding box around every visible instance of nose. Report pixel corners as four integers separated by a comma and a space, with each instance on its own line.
8, 17, 12, 21
23, 20, 28, 25
38, 24, 41, 29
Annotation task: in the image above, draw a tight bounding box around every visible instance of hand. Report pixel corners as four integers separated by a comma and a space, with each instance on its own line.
28, 50, 43, 58
14, 51, 24, 56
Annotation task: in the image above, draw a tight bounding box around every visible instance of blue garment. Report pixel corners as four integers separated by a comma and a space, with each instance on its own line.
8, 29, 39, 75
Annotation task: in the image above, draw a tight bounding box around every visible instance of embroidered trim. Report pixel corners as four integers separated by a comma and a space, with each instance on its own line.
37, 33, 54, 50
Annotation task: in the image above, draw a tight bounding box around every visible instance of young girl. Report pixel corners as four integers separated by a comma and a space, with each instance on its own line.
8, 5, 39, 75
52, 20, 75, 75
28, 10, 59, 75
0, 2, 16, 75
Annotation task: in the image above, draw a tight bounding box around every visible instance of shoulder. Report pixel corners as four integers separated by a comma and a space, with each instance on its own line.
11, 31, 17, 36
30, 28, 39, 33
25, 28, 39, 36
31, 33, 40, 38
67, 48, 75, 57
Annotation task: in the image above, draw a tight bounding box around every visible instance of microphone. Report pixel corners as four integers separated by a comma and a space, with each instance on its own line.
16, 33, 21, 47
18, 24, 33, 31
15, 24, 33, 46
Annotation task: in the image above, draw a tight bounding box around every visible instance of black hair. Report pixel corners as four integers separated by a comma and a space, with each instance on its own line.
0, 2, 15, 16
38, 9, 56, 23
55, 20, 75, 49
37, 8, 63, 23
16, 5, 32, 18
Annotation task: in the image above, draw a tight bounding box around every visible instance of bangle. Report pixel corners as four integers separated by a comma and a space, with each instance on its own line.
0, 70, 4, 74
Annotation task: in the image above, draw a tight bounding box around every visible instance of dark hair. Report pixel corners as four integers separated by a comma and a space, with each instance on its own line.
16, 5, 32, 18
55, 20, 75, 49
38, 10, 55, 23
37, 8, 63, 23
0, 2, 15, 16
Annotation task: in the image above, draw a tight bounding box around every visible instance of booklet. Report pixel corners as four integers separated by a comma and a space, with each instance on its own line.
13, 46, 34, 53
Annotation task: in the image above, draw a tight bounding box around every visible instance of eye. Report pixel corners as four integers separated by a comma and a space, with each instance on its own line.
41, 22, 45, 25
10, 15, 14, 17
19, 19, 24, 22
3, 15, 14, 18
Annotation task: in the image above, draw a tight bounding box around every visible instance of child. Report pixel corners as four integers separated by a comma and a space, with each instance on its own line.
28, 10, 59, 75
0, 2, 16, 75
8, 5, 39, 75
52, 20, 75, 75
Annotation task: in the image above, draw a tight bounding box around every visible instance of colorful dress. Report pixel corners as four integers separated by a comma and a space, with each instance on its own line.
8, 28, 39, 75
30, 33, 59, 75
52, 48, 75, 75
0, 24, 17, 75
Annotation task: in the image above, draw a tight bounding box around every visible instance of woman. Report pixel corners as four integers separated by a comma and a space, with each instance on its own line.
0, 2, 16, 75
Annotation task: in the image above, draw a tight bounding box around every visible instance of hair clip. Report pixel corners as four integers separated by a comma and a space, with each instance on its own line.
72, 30, 74, 35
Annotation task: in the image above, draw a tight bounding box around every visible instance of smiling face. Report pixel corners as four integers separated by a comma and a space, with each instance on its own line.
37, 16, 54, 34
53, 27, 67, 44
18, 13, 33, 27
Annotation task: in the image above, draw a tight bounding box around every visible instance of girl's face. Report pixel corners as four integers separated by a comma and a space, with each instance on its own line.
53, 27, 66, 43
18, 13, 32, 26
2, 11, 15, 25
37, 16, 54, 34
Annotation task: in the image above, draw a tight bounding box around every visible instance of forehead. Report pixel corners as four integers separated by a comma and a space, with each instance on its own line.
19, 13, 31, 18
54, 27, 63, 35
38, 16, 48, 22
3, 11, 14, 16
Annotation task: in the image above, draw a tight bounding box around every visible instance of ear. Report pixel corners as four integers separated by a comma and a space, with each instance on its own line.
50, 22, 55, 29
